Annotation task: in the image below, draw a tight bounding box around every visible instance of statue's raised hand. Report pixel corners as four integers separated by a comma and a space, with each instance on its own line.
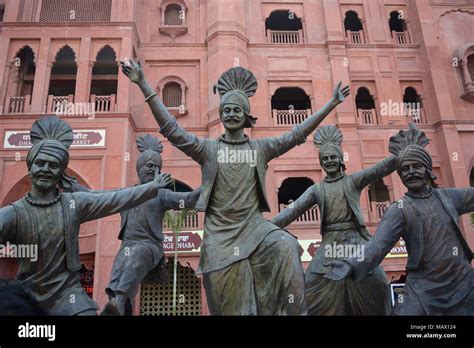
332, 81, 351, 105
323, 260, 353, 281
120, 58, 144, 84
154, 171, 172, 189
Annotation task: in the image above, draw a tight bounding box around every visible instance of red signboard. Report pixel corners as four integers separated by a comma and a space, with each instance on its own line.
163, 232, 202, 253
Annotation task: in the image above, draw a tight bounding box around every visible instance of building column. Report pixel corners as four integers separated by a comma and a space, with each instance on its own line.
116, 36, 133, 113
75, 37, 93, 104
0, 62, 12, 113
30, 37, 51, 114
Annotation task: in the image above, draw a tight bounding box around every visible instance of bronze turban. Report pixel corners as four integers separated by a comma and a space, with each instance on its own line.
396, 144, 437, 182
27, 116, 76, 189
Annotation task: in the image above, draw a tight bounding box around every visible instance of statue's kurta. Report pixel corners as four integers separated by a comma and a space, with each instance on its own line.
160, 119, 307, 315
348, 188, 474, 315
272, 156, 396, 315
0, 183, 161, 315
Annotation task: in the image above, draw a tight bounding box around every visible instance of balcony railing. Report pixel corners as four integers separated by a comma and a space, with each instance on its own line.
370, 201, 390, 221
392, 31, 410, 45
273, 109, 311, 126
346, 30, 364, 44
5, 95, 31, 114
47, 94, 74, 113
405, 107, 426, 125
163, 210, 204, 231
357, 108, 378, 125
91, 94, 116, 113
279, 204, 320, 224
267, 29, 303, 44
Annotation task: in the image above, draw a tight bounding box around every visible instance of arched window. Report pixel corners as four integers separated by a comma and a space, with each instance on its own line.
163, 82, 182, 108
265, 10, 303, 44
403, 87, 425, 124
344, 10, 364, 44
90, 45, 118, 112
355, 87, 377, 125
164, 4, 183, 25
271, 87, 312, 126
159, 1, 188, 39
389, 10, 410, 44
47, 45, 77, 113
158, 76, 187, 116
6, 46, 36, 114
454, 44, 474, 102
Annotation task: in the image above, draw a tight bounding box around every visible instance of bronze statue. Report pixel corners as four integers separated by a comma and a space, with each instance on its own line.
121, 60, 350, 315
101, 134, 200, 315
0, 116, 172, 315
326, 124, 474, 315
272, 125, 396, 315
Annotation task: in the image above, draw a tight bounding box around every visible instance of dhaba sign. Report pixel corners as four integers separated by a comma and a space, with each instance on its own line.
163, 231, 203, 254
3, 130, 106, 149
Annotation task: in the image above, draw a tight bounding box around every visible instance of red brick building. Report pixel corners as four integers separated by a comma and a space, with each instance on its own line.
0, 0, 473, 315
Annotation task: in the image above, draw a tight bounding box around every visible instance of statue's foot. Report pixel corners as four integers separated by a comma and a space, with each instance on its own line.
100, 299, 124, 316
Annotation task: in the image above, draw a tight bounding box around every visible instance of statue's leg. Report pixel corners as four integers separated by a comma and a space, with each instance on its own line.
203, 260, 257, 315
249, 229, 306, 315
445, 271, 474, 315
103, 243, 157, 315
304, 269, 347, 315
345, 265, 391, 315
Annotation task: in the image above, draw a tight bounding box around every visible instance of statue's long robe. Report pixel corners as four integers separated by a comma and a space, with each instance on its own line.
348, 188, 474, 315
0, 183, 160, 315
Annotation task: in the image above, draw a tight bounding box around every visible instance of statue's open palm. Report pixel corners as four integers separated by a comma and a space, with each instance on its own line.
333, 81, 351, 104
120, 59, 144, 84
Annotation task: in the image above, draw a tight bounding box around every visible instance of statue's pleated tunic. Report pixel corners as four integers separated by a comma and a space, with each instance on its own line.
197, 142, 305, 315
304, 178, 390, 315
272, 156, 396, 315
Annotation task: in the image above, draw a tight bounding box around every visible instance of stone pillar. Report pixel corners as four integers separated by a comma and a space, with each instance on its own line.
75, 37, 93, 103
116, 36, 133, 113
206, 0, 248, 135
30, 37, 51, 114
0, 62, 12, 113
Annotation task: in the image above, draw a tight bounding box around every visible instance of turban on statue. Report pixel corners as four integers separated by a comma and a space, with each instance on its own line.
27, 116, 76, 189
135, 134, 164, 175
214, 67, 258, 128
313, 125, 346, 172
389, 123, 437, 184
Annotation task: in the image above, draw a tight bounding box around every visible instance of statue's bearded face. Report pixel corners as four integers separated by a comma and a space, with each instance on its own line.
29, 153, 62, 191
400, 159, 429, 191
138, 159, 160, 184
221, 103, 246, 131
321, 149, 341, 175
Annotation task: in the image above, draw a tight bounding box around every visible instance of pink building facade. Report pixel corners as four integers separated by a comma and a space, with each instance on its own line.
0, 0, 473, 315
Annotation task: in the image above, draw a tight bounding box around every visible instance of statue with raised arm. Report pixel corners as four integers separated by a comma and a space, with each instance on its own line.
326, 124, 474, 315
100, 134, 200, 315
272, 125, 397, 315
121, 59, 350, 315
0, 116, 172, 315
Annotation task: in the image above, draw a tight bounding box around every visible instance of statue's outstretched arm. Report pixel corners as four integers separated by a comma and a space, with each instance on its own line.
271, 185, 318, 228
121, 59, 205, 163
261, 82, 350, 161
